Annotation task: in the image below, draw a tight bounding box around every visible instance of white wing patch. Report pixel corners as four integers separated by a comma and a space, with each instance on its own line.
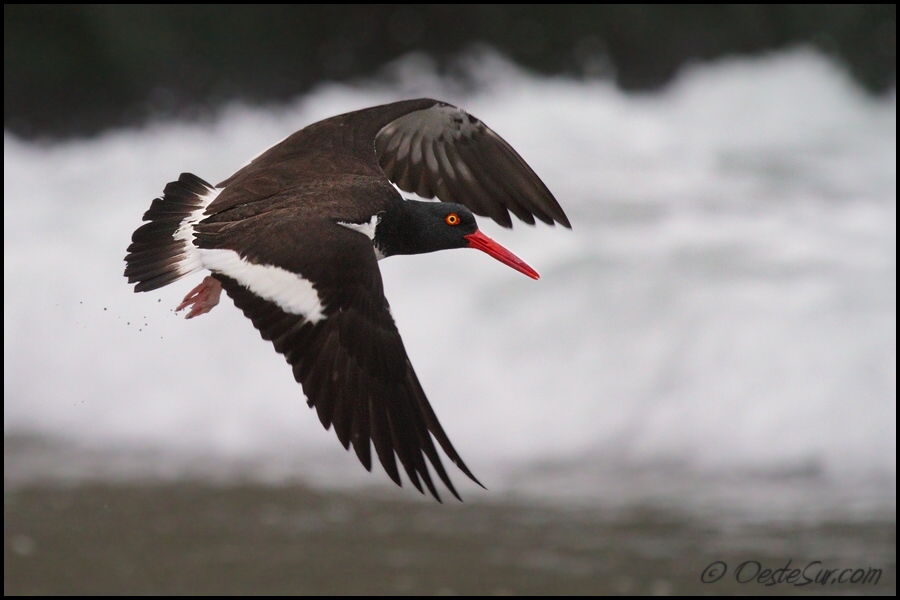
198, 248, 327, 324
174, 185, 221, 277
170, 183, 326, 323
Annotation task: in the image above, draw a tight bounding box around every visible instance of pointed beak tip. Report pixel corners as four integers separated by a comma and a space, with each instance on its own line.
514, 265, 541, 281
465, 230, 541, 281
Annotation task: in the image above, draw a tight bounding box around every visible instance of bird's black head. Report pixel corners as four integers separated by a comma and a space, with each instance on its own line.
375, 200, 539, 279
377, 201, 477, 254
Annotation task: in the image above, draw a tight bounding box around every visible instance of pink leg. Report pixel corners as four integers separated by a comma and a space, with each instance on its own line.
176, 275, 223, 319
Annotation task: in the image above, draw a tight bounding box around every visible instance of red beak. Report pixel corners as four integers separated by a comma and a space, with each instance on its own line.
464, 230, 540, 280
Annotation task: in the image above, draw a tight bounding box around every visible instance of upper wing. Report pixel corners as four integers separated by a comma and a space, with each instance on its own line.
193, 212, 481, 501
375, 102, 571, 229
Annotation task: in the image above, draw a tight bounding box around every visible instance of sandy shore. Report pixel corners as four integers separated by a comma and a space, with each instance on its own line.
5, 481, 895, 595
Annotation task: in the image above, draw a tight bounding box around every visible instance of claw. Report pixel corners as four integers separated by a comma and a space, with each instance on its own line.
176, 275, 222, 319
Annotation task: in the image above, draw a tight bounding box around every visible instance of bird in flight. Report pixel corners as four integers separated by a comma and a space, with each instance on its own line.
125, 98, 570, 501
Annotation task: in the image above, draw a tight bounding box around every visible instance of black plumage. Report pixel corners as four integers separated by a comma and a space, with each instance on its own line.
125, 99, 569, 501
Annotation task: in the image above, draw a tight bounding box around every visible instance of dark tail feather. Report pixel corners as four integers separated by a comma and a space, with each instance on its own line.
124, 173, 216, 292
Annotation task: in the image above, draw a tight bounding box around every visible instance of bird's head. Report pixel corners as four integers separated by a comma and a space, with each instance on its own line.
375, 201, 539, 280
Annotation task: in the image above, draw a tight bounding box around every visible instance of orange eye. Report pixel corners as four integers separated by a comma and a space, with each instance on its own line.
445, 213, 460, 226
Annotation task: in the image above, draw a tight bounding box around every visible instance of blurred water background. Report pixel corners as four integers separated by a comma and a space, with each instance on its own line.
4, 6, 895, 595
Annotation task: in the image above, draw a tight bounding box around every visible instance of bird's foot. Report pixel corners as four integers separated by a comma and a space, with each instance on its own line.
176, 276, 222, 319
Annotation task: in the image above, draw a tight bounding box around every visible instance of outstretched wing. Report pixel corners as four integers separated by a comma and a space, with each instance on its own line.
375, 102, 571, 229
193, 210, 481, 501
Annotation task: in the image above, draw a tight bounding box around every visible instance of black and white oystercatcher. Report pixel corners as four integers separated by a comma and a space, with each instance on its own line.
125, 98, 570, 501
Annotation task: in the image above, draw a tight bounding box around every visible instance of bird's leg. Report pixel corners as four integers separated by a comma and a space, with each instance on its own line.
176, 275, 222, 319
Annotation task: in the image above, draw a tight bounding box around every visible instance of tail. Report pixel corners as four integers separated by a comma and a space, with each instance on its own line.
124, 173, 220, 292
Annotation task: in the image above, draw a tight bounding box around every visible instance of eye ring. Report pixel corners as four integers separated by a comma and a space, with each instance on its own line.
445, 212, 460, 226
